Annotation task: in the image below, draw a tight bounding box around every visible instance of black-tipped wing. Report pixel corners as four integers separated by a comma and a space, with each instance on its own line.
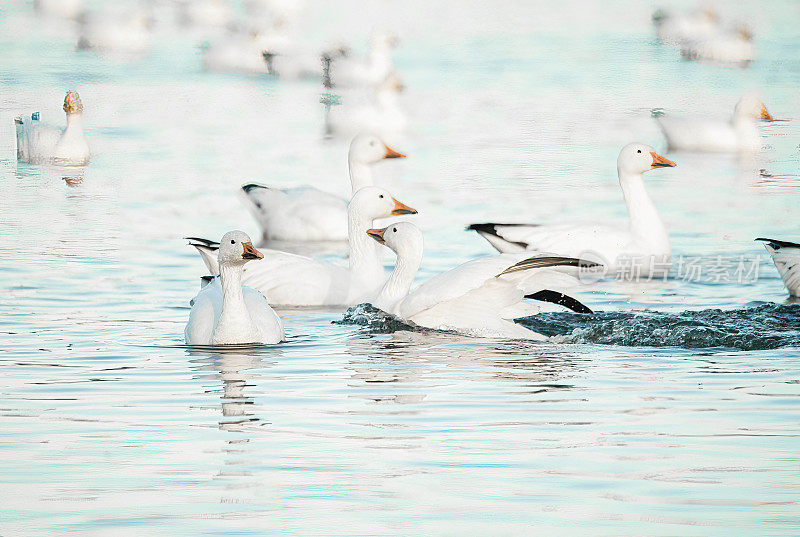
467, 223, 534, 250
525, 290, 593, 314
185, 237, 220, 250
500, 255, 600, 276
756, 237, 800, 250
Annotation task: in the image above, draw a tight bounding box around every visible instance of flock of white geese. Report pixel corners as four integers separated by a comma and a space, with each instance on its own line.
16, 2, 799, 345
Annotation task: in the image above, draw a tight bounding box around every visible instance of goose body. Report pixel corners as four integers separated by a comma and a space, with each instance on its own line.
15, 91, 90, 166
756, 238, 800, 297
468, 143, 676, 276
240, 134, 405, 242
326, 33, 398, 89
325, 75, 407, 139
77, 8, 152, 55
368, 223, 595, 340
185, 231, 283, 345
191, 187, 418, 307
653, 8, 718, 46
680, 30, 754, 65
655, 93, 772, 153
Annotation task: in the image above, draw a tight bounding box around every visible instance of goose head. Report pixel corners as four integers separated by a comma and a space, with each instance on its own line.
617, 143, 676, 176
367, 221, 423, 256
735, 92, 773, 121
63, 91, 83, 115
369, 31, 399, 51
349, 186, 417, 221
349, 133, 405, 164
217, 230, 263, 267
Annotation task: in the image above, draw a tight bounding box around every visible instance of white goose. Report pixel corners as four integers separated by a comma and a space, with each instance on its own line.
15, 91, 90, 166
655, 93, 773, 153
185, 231, 284, 345
240, 134, 405, 242
468, 143, 676, 276
756, 238, 800, 298
680, 27, 755, 65
367, 222, 596, 340
652, 7, 718, 46
77, 7, 152, 56
190, 187, 417, 307
325, 32, 399, 89
324, 74, 407, 140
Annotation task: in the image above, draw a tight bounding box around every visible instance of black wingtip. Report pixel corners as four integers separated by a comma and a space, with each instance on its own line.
525, 290, 593, 314
241, 183, 263, 193
467, 223, 498, 234
755, 237, 800, 249
185, 237, 220, 249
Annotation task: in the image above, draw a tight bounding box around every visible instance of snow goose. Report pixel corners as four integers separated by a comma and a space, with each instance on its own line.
189, 187, 417, 307
324, 74, 407, 139
756, 238, 800, 298
185, 231, 284, 345
367, 222, 596, 340
467, 143, 676, 277
680, 26, 755, 65
15, 91, 90, 166
652, 7, 718, 46
77, 7, 153, 56
325, 32, 399, 89
240, 133, 405, 242
655, 93, 773, 153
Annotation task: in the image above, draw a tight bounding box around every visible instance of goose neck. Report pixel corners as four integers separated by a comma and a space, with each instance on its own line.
374, 246, 421, 314
348, 158, 373, 193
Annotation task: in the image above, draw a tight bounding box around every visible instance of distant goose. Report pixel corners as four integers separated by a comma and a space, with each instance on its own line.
15, 91, 90, 166
325, 32, 399, 89
324, 74, 407, 139
190, 187, 417, 307
34, 0, 85, 20
468, 143, 675, 276
240, 134, 405, 242
77, 8, 152, 55
185, 231, 284, 345
756, 238, 800, 297
652, 7, 718, 46
367, 222, 596, 340
680, 27, 755, 65
655, 93, 773, 153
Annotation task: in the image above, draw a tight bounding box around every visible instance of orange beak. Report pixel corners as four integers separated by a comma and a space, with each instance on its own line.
391, 198, 417, 215
383, 144, 406, 159
650, 151, 676, 169
760, 104, 773, 121
367, 227, 386, 244
241, 241, 264, 260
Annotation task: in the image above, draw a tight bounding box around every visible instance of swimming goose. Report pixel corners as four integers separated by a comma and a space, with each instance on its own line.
756, 238, 800, 297
190, 187, 417, 307
15, 91, 90, 166
367, 222, 596, 340
324, 74, 407, 139
325, 32, 399, 89
77, 7, 152, 56
680, 27, 755, 65
202, 26, 277, 75
655, 93, 772, 153
185, 231, 284, 345
467, 143, 676, 276
652, 7, 718, 46
240, 133, 405, 242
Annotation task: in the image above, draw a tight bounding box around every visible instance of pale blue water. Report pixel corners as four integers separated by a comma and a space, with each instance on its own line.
1, 0, 799, 535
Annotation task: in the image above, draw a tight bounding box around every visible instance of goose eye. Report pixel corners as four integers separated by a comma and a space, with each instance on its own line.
393, 227, 397, 232
637, 149, 641, 153
379, 194, 384, 198
231, 240, 235, 244
370, 141, 375, 146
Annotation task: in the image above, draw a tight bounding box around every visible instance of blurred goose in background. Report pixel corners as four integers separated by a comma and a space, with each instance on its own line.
324, 74, 407, 139
756, 238, 800, 298
177, 0, 235, 31
655, 93, 773, 152
202, 25, 279, 74
186, 231, 283, 345
15, 91, 90, 166
652, 6, 718, 46
77, 6, 153, 56
189, 187, 417, 307
34, 0, 85, 20
240, 134, 405, 242
367, 222, 596, 340
325, 32, 399, 89
680, 26, 755, 65
468, 143, 675, 276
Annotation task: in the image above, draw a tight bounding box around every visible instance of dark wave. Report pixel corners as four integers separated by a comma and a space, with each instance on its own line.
520, 303, 800, 350
339, 303, 800, 351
